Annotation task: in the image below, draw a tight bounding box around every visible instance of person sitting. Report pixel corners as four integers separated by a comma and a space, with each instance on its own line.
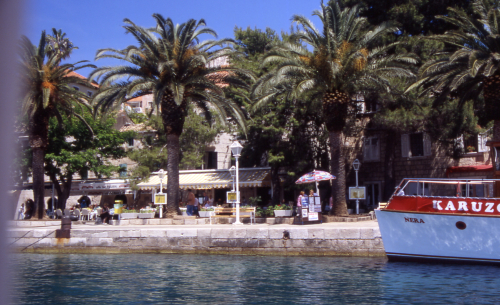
100, 205, 111, 224
24, 199, 34, 220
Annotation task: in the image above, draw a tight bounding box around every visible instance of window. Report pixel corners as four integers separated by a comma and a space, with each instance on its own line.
365, 183, 381, 210
363, 136, 380, 161
206, 151, 217, 169
127, 138, 134, 147
401, 133, 431, 158
80, 168, 88, 180
119, 164, 127, 177
87, 91, 93, 97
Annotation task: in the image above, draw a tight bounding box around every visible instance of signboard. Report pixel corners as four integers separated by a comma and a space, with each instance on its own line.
349, 187, 366, 200
302, 209, 308, 218
155, 193, 167, 205
227, 191, 239, 203
308, 212, 318, 221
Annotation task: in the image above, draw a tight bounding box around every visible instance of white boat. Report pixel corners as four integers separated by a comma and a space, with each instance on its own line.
375, 178, 500, 264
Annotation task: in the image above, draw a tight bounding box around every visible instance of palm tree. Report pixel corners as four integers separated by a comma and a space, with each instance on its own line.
90, 15, 249, 217
253, 0, 417, 215
19, 31, 95, 219
406, 0, 500, 141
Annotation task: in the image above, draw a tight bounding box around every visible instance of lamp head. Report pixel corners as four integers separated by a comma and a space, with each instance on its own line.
353, 159, 361, 171
230, 141, 243, 157
229, 165, 236, 177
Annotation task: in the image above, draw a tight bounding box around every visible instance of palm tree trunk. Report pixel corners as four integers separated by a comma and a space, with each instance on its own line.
32, 147, 45, 219
165, 133, 181, 217
161, 94, 187, 218
329, 130, 348, 216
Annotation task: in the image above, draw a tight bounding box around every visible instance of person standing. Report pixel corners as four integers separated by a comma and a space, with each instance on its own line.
186, 190, 195, 216
296, 191, 305, 219
193, 197, 200, 217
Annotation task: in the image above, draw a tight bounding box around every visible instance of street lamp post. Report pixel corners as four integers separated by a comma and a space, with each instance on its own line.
229, 165, 236, 208
352, 159, 361, 215
152, 169, 166, 218
230, 141, 243, 225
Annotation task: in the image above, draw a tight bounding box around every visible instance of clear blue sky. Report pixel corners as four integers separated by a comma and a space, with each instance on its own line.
24, 0, 322, 77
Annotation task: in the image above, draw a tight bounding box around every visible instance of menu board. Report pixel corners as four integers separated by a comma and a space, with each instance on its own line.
308, 212, 318, 221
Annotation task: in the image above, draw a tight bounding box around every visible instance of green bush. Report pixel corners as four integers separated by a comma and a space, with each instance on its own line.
122, 209, 138, 213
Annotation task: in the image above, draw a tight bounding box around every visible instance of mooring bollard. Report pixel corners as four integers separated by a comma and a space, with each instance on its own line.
56, 216, 71, 238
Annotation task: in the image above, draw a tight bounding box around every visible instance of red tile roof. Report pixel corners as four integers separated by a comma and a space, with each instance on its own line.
66, 71, 99, 88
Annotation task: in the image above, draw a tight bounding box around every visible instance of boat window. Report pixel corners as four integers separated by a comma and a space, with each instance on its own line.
404, 182, 430, 196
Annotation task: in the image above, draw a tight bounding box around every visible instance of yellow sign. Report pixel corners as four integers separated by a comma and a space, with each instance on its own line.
155, 193, 167, 204
349, 187, 366, 200
227, 191, 238, 202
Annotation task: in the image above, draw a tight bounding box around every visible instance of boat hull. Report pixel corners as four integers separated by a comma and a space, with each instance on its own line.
375, 209, 500, 264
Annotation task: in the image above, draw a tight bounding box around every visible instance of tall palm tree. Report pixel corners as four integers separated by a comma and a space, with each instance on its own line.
406, 0, 500, 141
19, 31, 95, 219
253, 0, 417, 215
90, 15, 249, 217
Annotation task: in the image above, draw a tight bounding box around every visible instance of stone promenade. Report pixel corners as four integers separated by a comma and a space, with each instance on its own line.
7, 219, 385, 257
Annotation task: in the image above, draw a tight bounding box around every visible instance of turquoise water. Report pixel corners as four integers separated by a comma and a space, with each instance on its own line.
10, 253, 500, 304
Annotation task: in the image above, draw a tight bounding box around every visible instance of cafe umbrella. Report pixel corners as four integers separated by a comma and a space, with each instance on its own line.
295, 170, 336, 194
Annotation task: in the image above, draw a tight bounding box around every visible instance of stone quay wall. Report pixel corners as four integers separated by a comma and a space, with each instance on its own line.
7, 222, 385, 257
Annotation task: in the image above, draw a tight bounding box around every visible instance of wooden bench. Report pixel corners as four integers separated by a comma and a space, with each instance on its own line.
210, 207, 256, 225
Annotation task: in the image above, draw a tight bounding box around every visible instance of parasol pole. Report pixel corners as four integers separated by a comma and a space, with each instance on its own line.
315, 181, 319, 195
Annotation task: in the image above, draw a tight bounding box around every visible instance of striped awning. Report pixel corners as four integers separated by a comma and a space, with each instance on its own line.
137, 168, 271, 190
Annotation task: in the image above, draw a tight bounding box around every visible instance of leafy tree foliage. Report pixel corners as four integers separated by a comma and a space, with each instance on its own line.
45, 110, 133, 209
407, 0, 500, 140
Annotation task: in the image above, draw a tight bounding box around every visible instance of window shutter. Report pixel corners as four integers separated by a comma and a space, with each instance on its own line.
363, 138, 370, 160
373, 137, 380, 161
423, 133, 432, 156
401, 134, 410, 158
478, 134, 487, 152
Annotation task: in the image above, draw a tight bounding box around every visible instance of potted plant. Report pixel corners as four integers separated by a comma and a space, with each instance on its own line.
467, 145, 476, 153
120, 209, 138, 219
199, 207, 214, 218
274, 204, 293, 217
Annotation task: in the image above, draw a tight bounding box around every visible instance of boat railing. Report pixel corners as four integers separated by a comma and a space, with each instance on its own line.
387, 178, 500, 205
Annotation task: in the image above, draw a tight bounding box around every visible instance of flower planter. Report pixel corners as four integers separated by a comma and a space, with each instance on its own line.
120, 213, 138, 219
274, 210, 293, 217
199, 211, 212, 218
138, 213, 155, 219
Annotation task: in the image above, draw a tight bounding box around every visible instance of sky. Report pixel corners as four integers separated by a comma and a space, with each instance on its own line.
24, 0, 323, 77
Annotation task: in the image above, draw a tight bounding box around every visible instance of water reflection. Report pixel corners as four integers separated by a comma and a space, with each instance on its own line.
11, 254, 500, 304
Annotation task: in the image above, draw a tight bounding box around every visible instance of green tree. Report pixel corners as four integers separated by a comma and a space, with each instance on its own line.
253, 0, 417, 215
407, 0, 500, 141
19, 30, 95, 219
45, 111, 133, 209
91, 15, 249, 217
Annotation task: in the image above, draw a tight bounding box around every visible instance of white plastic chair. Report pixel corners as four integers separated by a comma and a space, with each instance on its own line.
81, 209, 90, 221
64, 209, 71, 216
55, 209, 63, 219
74, 209, 81, 219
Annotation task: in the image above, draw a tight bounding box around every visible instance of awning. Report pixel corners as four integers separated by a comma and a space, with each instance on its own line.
446, 165, 493, 177
137, 168, 272, 190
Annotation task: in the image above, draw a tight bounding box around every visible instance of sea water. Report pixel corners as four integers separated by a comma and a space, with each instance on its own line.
10, 253, 500, 304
